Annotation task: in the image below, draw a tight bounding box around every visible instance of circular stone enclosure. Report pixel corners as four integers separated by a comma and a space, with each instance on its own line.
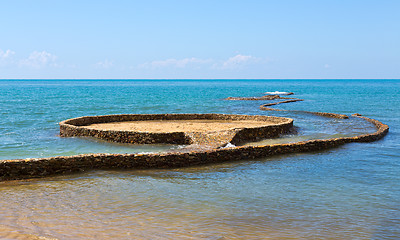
60, 114, 294, 147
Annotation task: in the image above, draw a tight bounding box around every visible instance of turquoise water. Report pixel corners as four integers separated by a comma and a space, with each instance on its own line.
0, 80, 399, 239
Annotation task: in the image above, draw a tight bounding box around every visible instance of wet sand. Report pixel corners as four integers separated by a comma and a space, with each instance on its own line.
83, 120, 275, 132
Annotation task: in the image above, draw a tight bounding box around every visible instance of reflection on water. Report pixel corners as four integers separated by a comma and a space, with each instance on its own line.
1, 148, 399, 239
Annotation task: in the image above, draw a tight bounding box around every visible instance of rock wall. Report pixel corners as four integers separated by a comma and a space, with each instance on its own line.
60, 114, 293, 146
0, 114, 388, 181
259, 101, 349, 119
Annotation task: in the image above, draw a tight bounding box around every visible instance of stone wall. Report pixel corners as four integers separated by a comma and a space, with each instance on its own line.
259, 101, 349, 119
0, 114, 388, 181
225, 95, 297, 100
60, 114, 294, 146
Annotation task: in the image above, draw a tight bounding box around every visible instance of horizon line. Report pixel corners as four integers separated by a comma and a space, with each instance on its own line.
1, 78, 399, 80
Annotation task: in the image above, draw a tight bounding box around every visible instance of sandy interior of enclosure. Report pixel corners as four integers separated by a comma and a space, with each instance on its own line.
83, 120, 275, 133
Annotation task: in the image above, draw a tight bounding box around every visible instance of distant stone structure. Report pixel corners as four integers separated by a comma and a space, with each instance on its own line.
225, 95, 297, 101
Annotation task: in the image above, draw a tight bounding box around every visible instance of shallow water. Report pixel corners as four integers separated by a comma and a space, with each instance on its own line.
0, 80, 399, 239
243, 115, 378, 146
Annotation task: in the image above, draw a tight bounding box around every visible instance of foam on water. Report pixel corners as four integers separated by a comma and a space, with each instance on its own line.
222, 142, 236, 148
265, 91, 291, 95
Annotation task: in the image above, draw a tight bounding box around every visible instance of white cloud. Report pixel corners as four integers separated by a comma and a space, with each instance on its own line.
0, 49, 15, 60
139, 57, 212, 69
19, 51, 57, 68
218, 54, 259, 69
137, 54, 265, 71
95, 59, 113, 69
0, 49, 16, 66
324, 64, 331, 68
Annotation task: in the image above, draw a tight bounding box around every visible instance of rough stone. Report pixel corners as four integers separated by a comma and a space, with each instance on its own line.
60, 114, 293, 147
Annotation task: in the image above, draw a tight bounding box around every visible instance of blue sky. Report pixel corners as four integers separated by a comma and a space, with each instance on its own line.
0, 0, 399, 79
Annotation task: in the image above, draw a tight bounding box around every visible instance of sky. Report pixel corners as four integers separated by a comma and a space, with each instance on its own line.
0, 0, 399, 79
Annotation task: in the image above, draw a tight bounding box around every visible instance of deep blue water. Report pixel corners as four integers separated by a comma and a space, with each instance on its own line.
0, 80, 399, 239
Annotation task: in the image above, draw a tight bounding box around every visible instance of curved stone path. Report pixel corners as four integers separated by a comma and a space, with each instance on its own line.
226, 93, 348, 119
225, 94, 297, 101
0, 94, 389, 181
259, 100, 349, 119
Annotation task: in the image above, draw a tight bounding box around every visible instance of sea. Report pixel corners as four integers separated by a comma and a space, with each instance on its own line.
0, 79, 399, 239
